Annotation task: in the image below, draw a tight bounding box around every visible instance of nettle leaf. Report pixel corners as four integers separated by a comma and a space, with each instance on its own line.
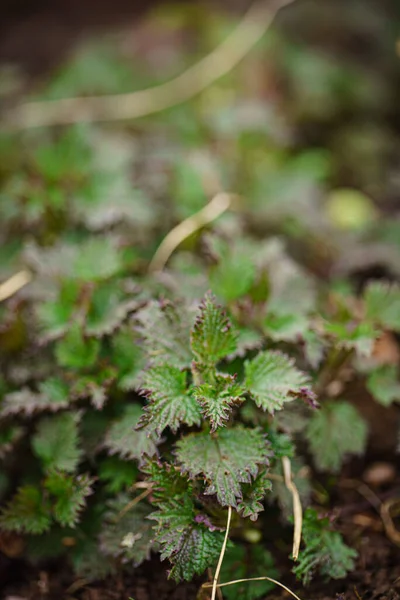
111, 328, 146, 391
367, 365, 400, 407
99, 494, 154, 566
176, 426, 269, 507
98, 457, 138, 494
73, 238, 124, 281
32, 412, 82, 473
237, 469, 272, 521
245, 350, 310, 413
138, 365, 201, 435
136, 300, 192, 369
293, 508, 357, 585
208, 239, 256, 302
104, 404, 158, 463
193, 374, 245, 432
55, 324, 101, 370
160, 520, 224, 582
144, 460, 223, 581
324, 321, 376, 357
85, 283, 138, 337
36, 279, 80, 338
306, 401, 367, 472
220, 544, 278, 600
364, 281, 400, 332
191, 292, 237, 366
45, 472, 93, 527
1, 377, 70, 416
0, 486, 51, 534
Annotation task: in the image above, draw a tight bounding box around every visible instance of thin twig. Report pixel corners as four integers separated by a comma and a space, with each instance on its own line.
6, 0, 295, 129
148, 191, 233, 273
282, 456, 303, 561
0, 270, 32, 302
116, 487, 153, 522
211, 506, 232, 600
204, 576, 303, 600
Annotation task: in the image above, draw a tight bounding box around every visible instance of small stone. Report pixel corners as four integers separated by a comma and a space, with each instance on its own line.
363, 462, 396, 486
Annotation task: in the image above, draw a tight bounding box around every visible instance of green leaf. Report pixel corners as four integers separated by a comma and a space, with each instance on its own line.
85, 283, 137, 337
32, 412, 82, 473
160, 521, 224, 582
366, 365, 400, 407
364, 281, 400, 331
0, 486, 51, 534
104, 404, 158, 463
111, 327, 146, 391
191, 292, 237, 366
193, 373, 245, 432
324, 320, 376, 357
237, 469, 272, 521
0, 425, 25, 458
306, 401, 367, 472
245, 350, 309, 413
209, 239, 256, 302
136, 300, 192, 369
293, 508, 357, 584
36, 279, 80, 338
220, 544, 278, 600
99, 494, 154, 565
138, 365, 201, 435
45, 472, 93, 527
176, 426, 269, 507
73, 238, 124, 281
2, 377, 70, 416
98, 457, 138, 494
55, 324, 101, 369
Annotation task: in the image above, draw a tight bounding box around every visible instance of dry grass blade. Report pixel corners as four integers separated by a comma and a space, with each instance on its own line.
282, 456, 303, 561
116, 487, 153, 522
6, 0, 295, 129
148, 192, 233, 273
211, 506, 232, 600
0, 270, 32, 302
204, 576, 303, 600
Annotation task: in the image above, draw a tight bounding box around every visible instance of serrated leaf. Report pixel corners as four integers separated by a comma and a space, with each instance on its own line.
111, 328, 146, 391
306, 401, 367, 472
138, 365, 201, 435
237, 469, 272, 521
191, 292, 237, 366
55, 324, 101, 370
98, 457, 138, 494
209, 239, 256, 302
324, 320, 376, 357
161, 521, 224, 582
366, 364, 400, 406
99, 494, 154, 565
73, 238, 124, 281
136, 300, 192, 369
45, 472, 93, 527
365, 281, 400, 332
220, 544, 278, 600
193, 373, 245, 432
104, 404, 158, 463
0, 486, 51, 534
245, 350, 310, 413
36, 279, 80, 338
176, 426, 269, 507
293, 508, 357, 585
1, 377, 70, 416
32, 412, 82, 473
85, 283, 138, 337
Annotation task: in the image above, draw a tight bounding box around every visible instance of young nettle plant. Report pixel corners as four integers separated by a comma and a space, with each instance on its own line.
137, 292, 311, 580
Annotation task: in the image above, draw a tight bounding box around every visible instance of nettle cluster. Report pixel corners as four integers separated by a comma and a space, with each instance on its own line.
1, 128, 400, 595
